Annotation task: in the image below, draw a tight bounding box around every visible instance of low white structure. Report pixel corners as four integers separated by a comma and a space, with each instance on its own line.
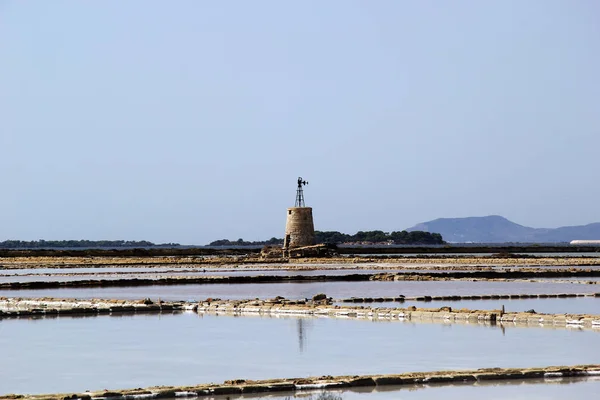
570, 240, 600, 245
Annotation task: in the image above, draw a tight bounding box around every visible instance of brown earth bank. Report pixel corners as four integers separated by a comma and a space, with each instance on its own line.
1, 244, 599, 258
3, 255, 600, 270
0, 248, 261, 258
3, 265, 600, 277
2, 364, 599, 400
0, 264, 594, 275
337, 245, 600, 254
3, 269, 600, 290
0, 274, 370, 290
339, 292, 600, 303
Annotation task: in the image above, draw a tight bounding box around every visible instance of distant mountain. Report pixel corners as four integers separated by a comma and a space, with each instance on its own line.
407, 215, 600, 243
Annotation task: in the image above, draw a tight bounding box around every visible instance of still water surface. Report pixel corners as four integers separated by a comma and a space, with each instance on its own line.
0, 270, 386, 283
1, 313, 598, 395
0, 269, 452, 282
0, 280, 596, 302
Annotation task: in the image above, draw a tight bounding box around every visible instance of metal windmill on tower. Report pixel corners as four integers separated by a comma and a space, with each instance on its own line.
295, 177, 308, 207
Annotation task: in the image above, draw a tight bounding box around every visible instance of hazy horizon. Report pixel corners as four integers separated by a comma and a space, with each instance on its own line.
1, 213, 599, 245
2, 1, 599, 243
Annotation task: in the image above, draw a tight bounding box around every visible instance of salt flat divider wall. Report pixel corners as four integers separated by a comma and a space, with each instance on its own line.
4, 364, 600, 400
3, 297, 600, 329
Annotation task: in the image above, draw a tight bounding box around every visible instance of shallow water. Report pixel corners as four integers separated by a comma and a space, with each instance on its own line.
210, 377, 600, 399
1, 280, 597, 302
335, 296, 600, 315
0, 270, 390, 283
1, 312, 599, 395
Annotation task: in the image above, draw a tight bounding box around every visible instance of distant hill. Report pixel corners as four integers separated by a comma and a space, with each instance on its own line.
407, 215, 600, 243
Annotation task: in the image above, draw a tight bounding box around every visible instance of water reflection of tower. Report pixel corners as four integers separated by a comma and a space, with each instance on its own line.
297, 319, 305, 352
297, 318, 312, 352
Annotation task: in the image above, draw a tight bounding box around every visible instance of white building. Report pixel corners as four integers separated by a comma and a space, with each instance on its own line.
570, 240, 600, 245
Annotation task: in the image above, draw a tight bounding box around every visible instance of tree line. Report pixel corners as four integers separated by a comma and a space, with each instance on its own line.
208, 238, 284, 246
315, 230, 444, 245
209, 230, 444, 246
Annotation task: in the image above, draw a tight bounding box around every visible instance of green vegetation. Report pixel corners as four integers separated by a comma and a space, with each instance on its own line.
315, 230, 444, 245
209, 238, 284, 246
0, 240, 180, 249
210, 230, 444, 246
0, 231, 443, 249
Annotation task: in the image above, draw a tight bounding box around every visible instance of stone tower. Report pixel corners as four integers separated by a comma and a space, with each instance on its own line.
283, 177, 315, 249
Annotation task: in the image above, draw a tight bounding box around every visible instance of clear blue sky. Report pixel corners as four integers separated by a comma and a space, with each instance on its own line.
1, 1, 599, 244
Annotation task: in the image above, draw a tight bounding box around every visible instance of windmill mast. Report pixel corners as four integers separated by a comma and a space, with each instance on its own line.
295, 177, 308, 207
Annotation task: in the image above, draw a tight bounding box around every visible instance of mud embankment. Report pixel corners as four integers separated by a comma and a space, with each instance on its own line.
3, 296, 600, 329
193, 298, 600, 329
0, 248, 262, 258
4, 364, 599, 400
0, 274, 373, 290
4, 255, 600, 271
370, 270, 600, 280
1, 265, 596, 277
3, 269, 600, 290
339, 292, 600, 303
0, 256, 280, 269
339, 245, 600, 254
1, 244, 599, 259
0, 297, 186, 318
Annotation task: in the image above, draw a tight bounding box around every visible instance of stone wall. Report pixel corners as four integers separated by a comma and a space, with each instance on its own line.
194, 300, 600, 329
284, 207, 315, 248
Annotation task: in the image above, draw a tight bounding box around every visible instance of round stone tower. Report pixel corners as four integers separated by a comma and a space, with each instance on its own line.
283, 177, 315, 249
284, 207, 315, 248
